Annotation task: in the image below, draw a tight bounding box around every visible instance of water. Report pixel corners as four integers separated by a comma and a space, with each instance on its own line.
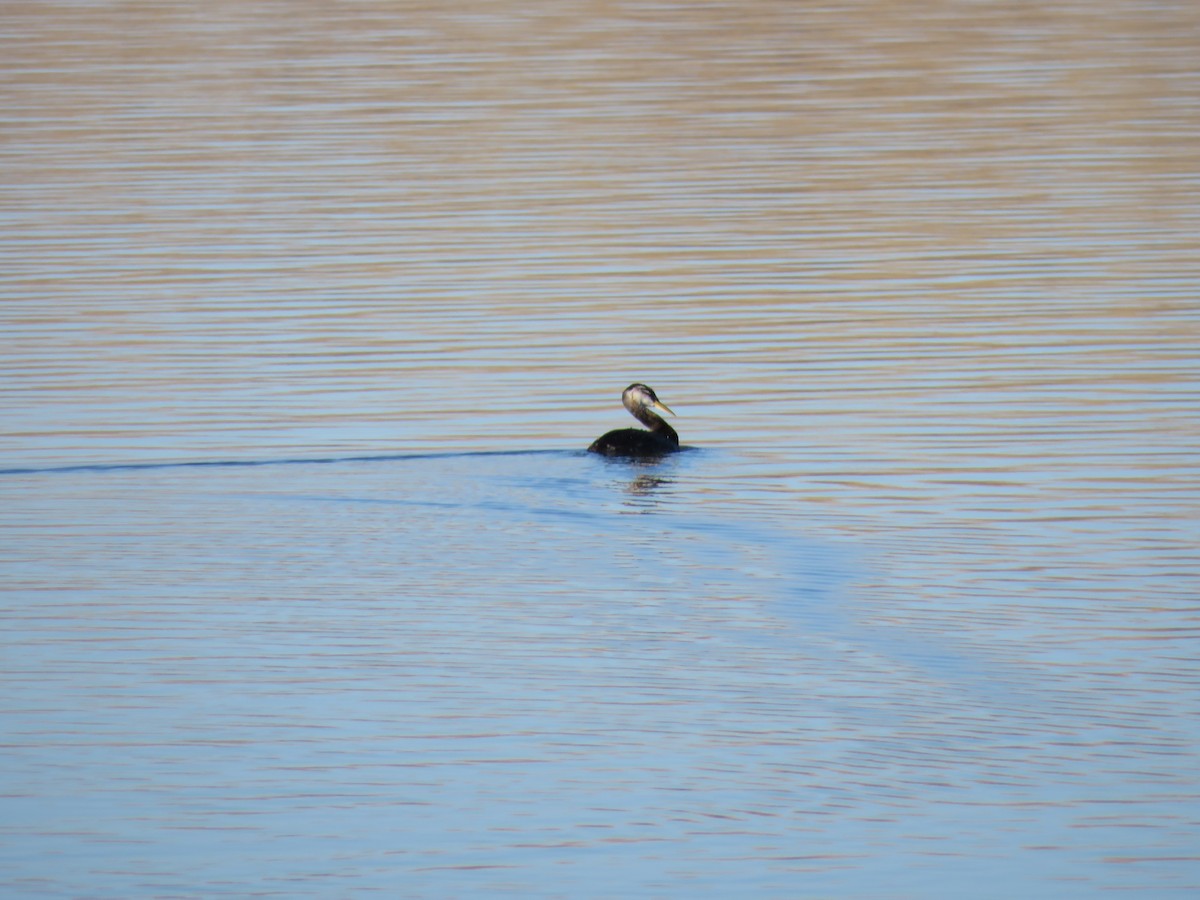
3, 1, 1199, 896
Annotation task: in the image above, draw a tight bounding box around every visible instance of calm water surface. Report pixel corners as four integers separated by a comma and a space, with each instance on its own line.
2, 1, 1199, 897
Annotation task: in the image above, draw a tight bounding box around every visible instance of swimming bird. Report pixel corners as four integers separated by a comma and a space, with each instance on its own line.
588, 383, 680, 457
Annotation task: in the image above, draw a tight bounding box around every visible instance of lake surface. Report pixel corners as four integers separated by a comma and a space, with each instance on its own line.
2, 1, 1199, 896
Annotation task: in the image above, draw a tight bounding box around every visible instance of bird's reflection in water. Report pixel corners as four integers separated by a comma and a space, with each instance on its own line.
620, 472, 675, 510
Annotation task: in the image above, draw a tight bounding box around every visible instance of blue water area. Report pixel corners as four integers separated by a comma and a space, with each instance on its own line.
3, 449, 1195, 897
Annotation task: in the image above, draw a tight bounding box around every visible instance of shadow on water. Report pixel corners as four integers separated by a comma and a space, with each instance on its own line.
578, 451, 1044, 710
0, 448, 573, 478
4, 443, 1066, 714
211, 447, 710, 521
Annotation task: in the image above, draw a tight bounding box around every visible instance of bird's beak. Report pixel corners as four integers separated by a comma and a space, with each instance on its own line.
652, 399, 675, 417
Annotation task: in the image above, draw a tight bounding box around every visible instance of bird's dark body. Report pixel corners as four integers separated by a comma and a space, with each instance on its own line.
587, 383, 682, 458
588, 427, 678, 457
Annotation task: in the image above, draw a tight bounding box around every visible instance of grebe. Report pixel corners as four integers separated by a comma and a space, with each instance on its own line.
588, 383, 680, 457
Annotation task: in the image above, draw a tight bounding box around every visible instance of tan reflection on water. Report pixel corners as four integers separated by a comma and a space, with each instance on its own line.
4, 1, 1196, 464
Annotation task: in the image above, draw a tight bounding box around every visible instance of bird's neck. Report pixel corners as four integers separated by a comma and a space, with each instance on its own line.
633, 408, 679, 444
